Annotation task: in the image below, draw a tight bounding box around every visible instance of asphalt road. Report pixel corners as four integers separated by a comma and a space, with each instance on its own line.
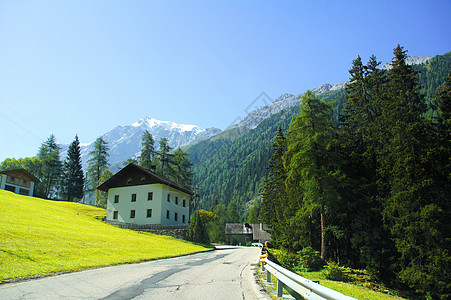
0, 245, 271, 300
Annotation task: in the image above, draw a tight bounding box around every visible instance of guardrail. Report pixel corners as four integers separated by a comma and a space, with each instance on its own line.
260, 256, 356, 300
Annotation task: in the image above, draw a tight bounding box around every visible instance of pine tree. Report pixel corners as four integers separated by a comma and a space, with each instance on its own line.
171, 148, 193, 188
37, 134, 63, 199
227, 201, 240, 223
157, 137, 174, 177
381, 45, 449, 297
340, 54, 395, 278
87, 137, 110, 193
60, 135, 84, 202
261, 126, 290, 247
139, 130, 155, 170
284, 91, 341, 260
95, 169, 113, 208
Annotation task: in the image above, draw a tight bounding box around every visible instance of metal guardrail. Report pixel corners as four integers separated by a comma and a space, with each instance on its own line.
261, 257, 356, 300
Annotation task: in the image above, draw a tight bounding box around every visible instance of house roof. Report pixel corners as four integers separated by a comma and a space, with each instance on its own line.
97, 163, 193, 195
0, 169, 41, 183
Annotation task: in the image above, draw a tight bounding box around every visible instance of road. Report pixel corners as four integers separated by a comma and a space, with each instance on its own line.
0, 245, 270, 300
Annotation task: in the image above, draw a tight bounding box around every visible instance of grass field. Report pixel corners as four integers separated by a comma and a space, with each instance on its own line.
0, 190, 209, 282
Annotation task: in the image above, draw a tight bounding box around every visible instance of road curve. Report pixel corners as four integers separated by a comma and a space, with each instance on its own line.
0, 245, 270, 300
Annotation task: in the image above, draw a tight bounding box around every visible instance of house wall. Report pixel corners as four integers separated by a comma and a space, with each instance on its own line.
0, 173, 34, 196
106, 183, 190, 226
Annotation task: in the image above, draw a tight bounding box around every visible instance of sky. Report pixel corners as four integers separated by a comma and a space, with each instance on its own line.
1, 0, 450, 162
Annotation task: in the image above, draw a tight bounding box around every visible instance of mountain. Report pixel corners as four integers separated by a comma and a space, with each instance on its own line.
61, 117, 221, 171
187, 52, 450, 216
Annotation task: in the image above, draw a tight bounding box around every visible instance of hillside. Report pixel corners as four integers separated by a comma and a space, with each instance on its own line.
188, 51, 451, 216
0, 190, 208, 282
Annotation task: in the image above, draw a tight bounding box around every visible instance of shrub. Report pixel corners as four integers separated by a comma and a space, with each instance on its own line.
297, 247, 325, 271
325, 261, 347, 281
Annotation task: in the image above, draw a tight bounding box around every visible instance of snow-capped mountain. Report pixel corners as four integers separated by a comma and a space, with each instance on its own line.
222, 55, 432, 135
62, 117, 221, 171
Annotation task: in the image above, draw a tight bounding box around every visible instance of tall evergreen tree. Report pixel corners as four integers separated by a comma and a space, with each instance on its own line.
171, 148, 193, 188
340, 54, 395, 278
227, 201, 240, 223
261, 126, 291, 247
96, 169, 113, 208
37, 134, 63, 199
157, 137, 174, 177
60, 135, 84, 202
139, 130, 155, 170
381, 45, 449, 297
284, 91, 341, 260
87, 137, 110, 192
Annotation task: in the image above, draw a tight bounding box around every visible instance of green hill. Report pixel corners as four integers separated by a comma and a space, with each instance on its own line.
0, 190, 208, 282
189, 51, 451, 217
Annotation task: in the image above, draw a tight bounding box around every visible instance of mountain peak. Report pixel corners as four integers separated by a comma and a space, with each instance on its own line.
132, 116, 202, 133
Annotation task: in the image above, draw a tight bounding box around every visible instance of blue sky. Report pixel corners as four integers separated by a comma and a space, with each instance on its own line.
1, 0, 450, 161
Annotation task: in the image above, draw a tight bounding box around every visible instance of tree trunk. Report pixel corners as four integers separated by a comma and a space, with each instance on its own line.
320, 203, 326, 261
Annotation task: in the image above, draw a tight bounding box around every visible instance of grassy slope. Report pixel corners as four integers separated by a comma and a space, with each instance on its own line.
0, 190, 208, 282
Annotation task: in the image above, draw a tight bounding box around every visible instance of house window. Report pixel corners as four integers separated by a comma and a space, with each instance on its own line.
140, 176, 146, 183
10, 176, 14, 182
131, 194, 137, 202
148, 192, 153, 200
175, 197, 178, 205
127, 177, 132, 184
114, 195, 119, 203
183, 199, 186, 207
166, 210, 170, 219
130, 210, 135, 218
175, 212, 178, 221
147, 209, 152, 218
182, 215, 186, 223
167, 194, 170, 202
113, 211, 118, 219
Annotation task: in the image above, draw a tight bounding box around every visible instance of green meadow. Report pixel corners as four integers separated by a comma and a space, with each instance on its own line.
0, 190, 208, 282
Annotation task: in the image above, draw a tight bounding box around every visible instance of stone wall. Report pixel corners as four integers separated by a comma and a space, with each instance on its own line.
105, 220, 189, 240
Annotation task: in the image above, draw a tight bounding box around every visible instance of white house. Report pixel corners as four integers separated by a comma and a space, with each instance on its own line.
0, 169, 40, 197
97, 163, 192, 226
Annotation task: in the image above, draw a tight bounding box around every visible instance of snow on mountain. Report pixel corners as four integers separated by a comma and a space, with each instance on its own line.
61, 117, 221, 171
381, 55, 432, 70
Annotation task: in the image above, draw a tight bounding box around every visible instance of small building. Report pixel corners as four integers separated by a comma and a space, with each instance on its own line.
225, 223, 272, 245
97, 163, 193, 226
0, 169, 41, 197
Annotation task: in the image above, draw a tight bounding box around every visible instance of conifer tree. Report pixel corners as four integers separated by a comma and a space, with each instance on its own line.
96, 169, 113, 208
157, 137, 174, 177
87, 137, 110, 192
139, 130, 155, 170
284, 91, 341, 260
60, 135, 84, 202
381, 45, 449, 296
172, 147, 193, 188
227, 201, 240, 223
37, 134, 63, 199
261, 126, 289, 247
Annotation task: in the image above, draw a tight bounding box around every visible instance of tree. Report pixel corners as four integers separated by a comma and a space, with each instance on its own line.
227, 201, 240, 223
171, 148, 193, 188
188, 209, 216, 244
284, 91, 341, 260
156, 137, 174, 177
96, 169, 113, 208
60, 135, 84, 202
86, 137, 110, 192
261, 126, 292, 248
37, 135, 63, 199
138, 130, 155, 170
381, 45, 450, 297
208, 203, 227, 242
340, 54, 395, 277
247, 203, 259, 224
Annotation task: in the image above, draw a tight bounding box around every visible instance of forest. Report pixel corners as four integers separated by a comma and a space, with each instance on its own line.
190, 46, 450, 298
